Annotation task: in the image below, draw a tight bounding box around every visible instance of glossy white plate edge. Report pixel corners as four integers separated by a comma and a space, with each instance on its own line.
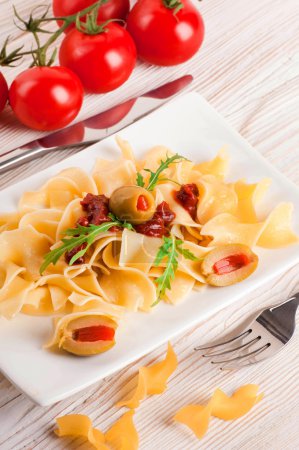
0, 92, 298, 406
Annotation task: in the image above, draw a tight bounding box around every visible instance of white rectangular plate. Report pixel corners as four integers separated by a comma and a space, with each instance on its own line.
0, 93, 298, 406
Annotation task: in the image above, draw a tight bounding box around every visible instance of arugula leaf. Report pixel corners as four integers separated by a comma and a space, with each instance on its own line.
136, 153, 188, 191
176, 240, 200, 261
153, 236, 178, 304
152, 235, 199, 306
40, 219, 132, 275
136, 172, 145, 187
146, 153, 188, 191
108, 213, 134, 230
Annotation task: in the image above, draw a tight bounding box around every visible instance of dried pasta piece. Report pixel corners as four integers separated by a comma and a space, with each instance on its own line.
212, 384, 264, 420
105, 410, 139, 450
117, 342, 177, 409
55, 411, 138, 450
174, 402, 213, 439
194, 147, 229, 180
257, 203, 299, 248
174, 384, 263, 440
55, 414, 108, 450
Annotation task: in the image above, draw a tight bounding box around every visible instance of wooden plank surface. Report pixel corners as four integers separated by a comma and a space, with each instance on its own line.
0, 0, 299, 449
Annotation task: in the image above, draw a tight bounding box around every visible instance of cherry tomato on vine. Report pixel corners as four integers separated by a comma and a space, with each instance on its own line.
127, 0, 205, 66
0, 72, 8, 113
9, 66, 84, 131
59, 23, 137, 93
52, 0, 130, 33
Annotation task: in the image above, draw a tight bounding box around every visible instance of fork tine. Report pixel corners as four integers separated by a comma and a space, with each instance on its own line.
202, 336, 261, 358
194, 329, 252, 352
210, 343, 271, 365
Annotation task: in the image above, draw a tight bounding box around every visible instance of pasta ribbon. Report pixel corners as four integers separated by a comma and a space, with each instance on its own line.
105, 410, 139, 450
0, 262, 34, 318
174, 384, 263, 439
194, 147, 229, 180
55, 414, 107, 449
55, 410, 138, 450
92, 158, 137, 197
116, 342, 177, 409
19, 168, 97, 212
196, 175, 238, 224
257, 202, 299, 248
234, 178, 271, 223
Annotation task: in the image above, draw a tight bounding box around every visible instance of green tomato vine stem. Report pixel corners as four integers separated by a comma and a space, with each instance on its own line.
0, 0, 108, 66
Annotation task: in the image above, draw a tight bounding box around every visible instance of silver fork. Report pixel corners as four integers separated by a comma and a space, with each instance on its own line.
195, 293, 299, 370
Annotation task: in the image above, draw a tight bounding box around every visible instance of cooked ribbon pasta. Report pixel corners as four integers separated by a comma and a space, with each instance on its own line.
0, 138, 298, 355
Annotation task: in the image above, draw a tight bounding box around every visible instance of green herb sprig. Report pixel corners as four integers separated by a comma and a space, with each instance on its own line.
152, 235, 199, 306
136, 153, 188, 191
40, 218, 133, 275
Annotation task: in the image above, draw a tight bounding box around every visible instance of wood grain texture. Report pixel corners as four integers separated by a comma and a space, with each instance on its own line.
0, 0, 299, 449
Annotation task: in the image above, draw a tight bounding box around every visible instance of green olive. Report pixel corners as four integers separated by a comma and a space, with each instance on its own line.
201, 244, 258, 286
109, 186, 155, 224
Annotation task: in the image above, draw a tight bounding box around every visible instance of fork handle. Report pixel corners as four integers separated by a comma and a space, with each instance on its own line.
271, 293, 299, 315
257, 293, 299, 344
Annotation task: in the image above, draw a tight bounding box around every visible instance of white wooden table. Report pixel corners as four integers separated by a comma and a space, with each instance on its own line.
0, 0, 299, 449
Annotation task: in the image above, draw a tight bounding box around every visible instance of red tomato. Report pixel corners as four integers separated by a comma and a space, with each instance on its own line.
9, 66, 83, 131
84, 98, 136, 129
143, 75, 193, 99
53, 0, 130, 33
38, 123, 85, 148
0, 72, 8, 113
127, 0, 205, 66
59, 24, 136, 93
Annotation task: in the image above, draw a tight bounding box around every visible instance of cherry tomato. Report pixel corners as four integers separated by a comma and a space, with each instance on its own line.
127, 0, 205, 66
59, 24, 136, 93
9, 66, 83, 131
53, 0, 130, 33
84, 98, 136, 129
0, 72, 8, 113
38, 123, 85, 148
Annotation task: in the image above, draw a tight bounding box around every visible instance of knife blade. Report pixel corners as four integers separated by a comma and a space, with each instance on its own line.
0, 74, 193, 173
